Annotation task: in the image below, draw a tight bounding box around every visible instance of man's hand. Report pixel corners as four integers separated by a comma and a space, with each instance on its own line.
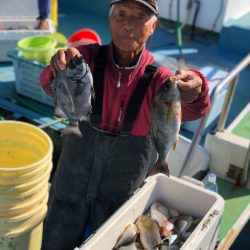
50, 47, 81, 76
175, 69, 202, 103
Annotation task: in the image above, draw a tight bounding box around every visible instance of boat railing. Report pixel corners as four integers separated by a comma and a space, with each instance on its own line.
179, 53, 250, 177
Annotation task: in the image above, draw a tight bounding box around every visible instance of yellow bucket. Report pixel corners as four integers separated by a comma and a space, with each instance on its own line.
0, 162, 52, 193
0, 159, 52, 185
0, 121, 53, 172
0, 183, 48, 216
0, 222, 44, 250
0, 194, 48, 235
0, 159, 51, 186
0, 177, 49, 206
0, 121, 53, 250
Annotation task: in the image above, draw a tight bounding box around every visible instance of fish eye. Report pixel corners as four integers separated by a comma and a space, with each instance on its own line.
163, 84, 170, 91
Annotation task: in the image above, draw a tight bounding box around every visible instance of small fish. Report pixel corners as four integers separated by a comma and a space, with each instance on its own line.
150, 202, 174, 238
154, 242, 170, 250
168, 208, 180, 218
169, 240, 184, 250
150, 202, 170, 221
113, 223, 139, 250
174, 215, 193, 239
150, 76, 181, 176
51, 55, 94, 124
118, 242, 138, 250
136, 215, 162, 250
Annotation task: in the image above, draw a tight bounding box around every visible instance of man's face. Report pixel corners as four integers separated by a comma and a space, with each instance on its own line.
109, 1, 157, 53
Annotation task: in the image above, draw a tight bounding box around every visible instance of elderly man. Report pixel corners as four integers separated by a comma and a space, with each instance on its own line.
40, 0, 210, 249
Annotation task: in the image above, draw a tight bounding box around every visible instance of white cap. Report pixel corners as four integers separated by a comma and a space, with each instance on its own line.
208, 173, 217, 184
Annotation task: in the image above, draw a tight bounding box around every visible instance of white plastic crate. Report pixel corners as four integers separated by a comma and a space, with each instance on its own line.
0, 18, 54, 62
8, 50, 54, 107
0, 1, 54, 61
78, 174, 224, 250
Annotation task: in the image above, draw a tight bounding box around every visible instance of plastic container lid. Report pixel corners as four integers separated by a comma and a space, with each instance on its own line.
68, 28, 102, 47
208, 173, 217, 184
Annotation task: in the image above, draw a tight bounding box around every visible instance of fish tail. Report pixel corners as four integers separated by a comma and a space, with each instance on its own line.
149, 161, 170, 177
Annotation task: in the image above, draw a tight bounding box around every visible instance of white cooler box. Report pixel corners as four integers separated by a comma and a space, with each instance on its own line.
78, 174, 224, 250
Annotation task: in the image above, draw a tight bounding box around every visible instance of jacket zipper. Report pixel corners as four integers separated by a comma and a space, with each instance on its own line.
114, 100, 124, 128
114, 71, 123, 128
116, 72, 122, 88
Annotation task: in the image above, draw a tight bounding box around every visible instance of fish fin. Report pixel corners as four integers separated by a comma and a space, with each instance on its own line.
148, 161, 170, 177
172, 140, 178, 150
91, 86, 95, 100
166, 102, 174, 121
169, 75, 176, 82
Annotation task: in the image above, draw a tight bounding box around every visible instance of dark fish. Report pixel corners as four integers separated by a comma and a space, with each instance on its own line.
174, 215, 193, 239
113, 223, 139, 250
150, 76, 181, 176
118, 242, 138, 250
136, 215, 162, 250
150, 202, 174, 238
51, 55, 94, 124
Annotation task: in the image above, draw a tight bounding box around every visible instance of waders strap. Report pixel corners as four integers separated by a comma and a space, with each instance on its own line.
91, 45, 158, 135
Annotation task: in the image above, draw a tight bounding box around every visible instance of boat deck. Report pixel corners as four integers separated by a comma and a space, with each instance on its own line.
217, 178, 250, 249
230, 104, 250, 140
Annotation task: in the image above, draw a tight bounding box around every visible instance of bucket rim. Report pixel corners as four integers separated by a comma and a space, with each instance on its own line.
0, 193, 48, 221
0, 176, 49, 200
0, 204, 47, 237
0, 158, 51, 184
0, 162, 52, 193
0, 121, 53, 172
0, 208, 46, 238
0, 181, 48, 212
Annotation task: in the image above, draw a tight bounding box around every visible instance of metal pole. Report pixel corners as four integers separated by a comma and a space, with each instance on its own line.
179, 107, 210, 177
179, 53, 250, 177
216, 77, 238, 132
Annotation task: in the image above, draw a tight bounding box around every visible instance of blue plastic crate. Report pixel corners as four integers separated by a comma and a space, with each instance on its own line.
8, 50, 54, 107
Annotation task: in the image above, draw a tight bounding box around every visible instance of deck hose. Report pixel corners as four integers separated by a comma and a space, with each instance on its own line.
13, 93, 68, 125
